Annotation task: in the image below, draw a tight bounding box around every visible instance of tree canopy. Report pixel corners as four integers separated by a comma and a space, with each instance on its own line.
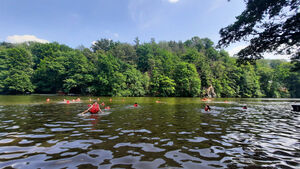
0, 36, 299, 98
218, 0, 300, 68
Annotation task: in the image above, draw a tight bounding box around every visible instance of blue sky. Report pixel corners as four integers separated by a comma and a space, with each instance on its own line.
0, 0, 288, 59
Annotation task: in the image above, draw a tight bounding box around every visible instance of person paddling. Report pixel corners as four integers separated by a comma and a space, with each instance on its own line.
81, 101, 103, 115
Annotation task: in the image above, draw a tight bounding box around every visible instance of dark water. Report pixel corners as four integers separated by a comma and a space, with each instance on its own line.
0, 96, 299, 169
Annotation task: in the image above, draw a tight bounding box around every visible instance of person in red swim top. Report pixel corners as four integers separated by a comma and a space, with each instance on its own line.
204, 104, 211, 112
81, 101, 103, 115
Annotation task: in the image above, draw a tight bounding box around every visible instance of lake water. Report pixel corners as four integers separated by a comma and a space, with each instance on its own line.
0, 96, 299, 169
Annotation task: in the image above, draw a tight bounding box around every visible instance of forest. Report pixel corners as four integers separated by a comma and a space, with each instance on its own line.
0, 36, 299, 98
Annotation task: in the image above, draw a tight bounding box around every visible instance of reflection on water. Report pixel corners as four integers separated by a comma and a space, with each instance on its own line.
0, 96, 299, 168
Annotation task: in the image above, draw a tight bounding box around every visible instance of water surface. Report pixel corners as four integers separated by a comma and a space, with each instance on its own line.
0, 96, 299, 168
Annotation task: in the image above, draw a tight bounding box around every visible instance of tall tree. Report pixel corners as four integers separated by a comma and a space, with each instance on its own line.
150, 68, 176, 96
1, 48, 35, 94
91, 39, 116, 52
173, 62, 201, 97
218, 0, 300, 67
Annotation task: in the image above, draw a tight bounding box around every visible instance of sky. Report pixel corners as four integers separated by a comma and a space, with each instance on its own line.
0, 0, 289, 59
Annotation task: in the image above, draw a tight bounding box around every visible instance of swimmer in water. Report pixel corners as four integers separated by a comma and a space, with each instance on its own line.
242, 106, 247, 109
81, 101, 103, 115
134, 103, 138, 107
204, 104, 211, 112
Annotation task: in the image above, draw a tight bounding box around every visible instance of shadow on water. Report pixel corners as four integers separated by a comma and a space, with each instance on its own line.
0, 96, 299, 168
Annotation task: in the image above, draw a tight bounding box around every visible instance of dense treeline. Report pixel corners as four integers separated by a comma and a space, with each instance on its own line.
0, 37, 299, 98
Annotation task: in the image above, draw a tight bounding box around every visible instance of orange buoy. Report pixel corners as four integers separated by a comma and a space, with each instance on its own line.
66, 100, 70, 104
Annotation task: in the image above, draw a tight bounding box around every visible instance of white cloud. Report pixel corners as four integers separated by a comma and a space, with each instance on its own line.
6, 35, 49, 44
168, 0, 179, 3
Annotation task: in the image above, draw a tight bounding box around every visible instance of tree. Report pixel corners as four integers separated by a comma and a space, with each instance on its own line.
109, 43, 137, 64
91, 39, 116, 52
61, 51, 92, 94
30, 42, 72, 67
150, 68, 176, 96
134, 37, 140, 49
218, 0, 300, 66
136, 44, 155, 73
33, 55, 65, 93
173, 62, 201, 97
238, 64, 262, 98
1, 48, 35, 94
123, 67, 149, 96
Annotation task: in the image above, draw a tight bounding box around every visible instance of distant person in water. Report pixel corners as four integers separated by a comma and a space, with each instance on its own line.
204, 104, 211, 112
134, 103, 138, 107
81, 101, 103, 115
243, 106, 247, 109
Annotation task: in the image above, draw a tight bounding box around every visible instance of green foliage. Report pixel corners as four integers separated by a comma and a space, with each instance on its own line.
123, 67, 149, 96
211, 61, 238, 97
0, 38, 298, 98
150, 68, 176, 97
33, 53, 65, 93
136, 44, 155, 73
0, 48, 35, 94
238, 64, 262, 98
109, 43, 137, 64
173, 62, 201, 97
218, 0, 300, 68
61, 50, 91, 94
91, 39, 117, 52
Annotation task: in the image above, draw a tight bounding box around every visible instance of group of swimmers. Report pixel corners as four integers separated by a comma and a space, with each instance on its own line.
82, 102, 246, 114
47, 97, 247, 114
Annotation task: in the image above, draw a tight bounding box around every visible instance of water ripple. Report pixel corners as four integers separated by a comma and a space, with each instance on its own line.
0, 98, 299, 168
